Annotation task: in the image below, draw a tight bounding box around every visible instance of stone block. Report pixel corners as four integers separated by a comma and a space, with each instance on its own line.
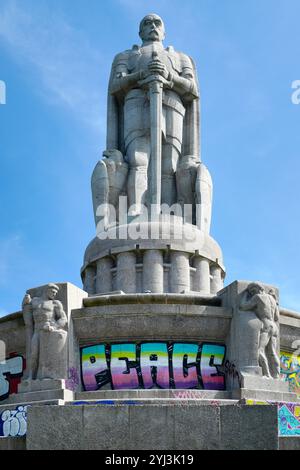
24, 402, 280, 450
26, 406, 84, 450
279, 437, 300, 450
129, 405, 175, 450
174, 405, 220, 450
219, 405, 278, 450
0, 437, 26, 450
83, 405, 130, 450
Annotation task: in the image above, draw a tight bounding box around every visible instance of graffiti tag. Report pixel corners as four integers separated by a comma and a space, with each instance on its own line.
81, 342, 226, 392
0, 356, 25, 401
0, 406, 27, 438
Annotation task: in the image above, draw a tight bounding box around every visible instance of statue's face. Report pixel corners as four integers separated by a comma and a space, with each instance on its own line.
140, 16, 165, 43
47, 287, 58, 300
249, 286, 258, 296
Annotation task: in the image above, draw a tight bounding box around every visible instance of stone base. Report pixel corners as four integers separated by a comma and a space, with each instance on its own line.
233, 389, 297, 402
231, 374, 298, 402
5, 379, 74, 404
74, 388, 232, 402
71, 389, 237, 406
25, 403, 279, 450
279, 437, 300, 451
0, 437, 26, 451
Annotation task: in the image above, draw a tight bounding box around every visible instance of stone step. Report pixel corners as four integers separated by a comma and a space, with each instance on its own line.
67, 398, 239, 406
74, 388, 232, 401
232, 388, 298, 402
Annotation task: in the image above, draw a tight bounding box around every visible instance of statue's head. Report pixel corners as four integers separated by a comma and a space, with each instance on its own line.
46, 283, 59, 300
139, 14, 165, 43
247, 282, 265, 297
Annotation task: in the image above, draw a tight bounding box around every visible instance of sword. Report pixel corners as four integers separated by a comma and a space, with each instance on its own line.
139, 51, 171, 216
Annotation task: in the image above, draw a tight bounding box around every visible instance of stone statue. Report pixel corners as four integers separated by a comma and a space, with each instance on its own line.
92, 13, 204, 219
83, 14, 224, 298
91, 150, 128, 228
22, 284, 68, 380
240, 282, 280, 379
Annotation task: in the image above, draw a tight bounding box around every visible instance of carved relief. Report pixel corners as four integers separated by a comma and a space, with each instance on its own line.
22, 284, 68, 380
240, 282, 280, 379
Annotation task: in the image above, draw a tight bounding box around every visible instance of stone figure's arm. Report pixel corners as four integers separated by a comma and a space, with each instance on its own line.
54, 301, 68, 329
22, 295, 33, 330
170, 72, 198, 100
274, 304, 280, 323
169, 54, 199, 100
110, 52, 145, 96
239, 293, 258, 311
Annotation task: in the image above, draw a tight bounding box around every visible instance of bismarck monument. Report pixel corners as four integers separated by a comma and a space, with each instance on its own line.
0, 14, 299, 451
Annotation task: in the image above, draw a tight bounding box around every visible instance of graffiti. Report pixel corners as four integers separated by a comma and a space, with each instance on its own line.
223, 360, 242, 388
280, 350, 300, 397
278, 403, 300, 436
0, 406, 28, 438
0, 355, 25, 401
81, 342, 226, 392
73, 400, 140, 406
66, 367, 80, 392
171, 389, 204, 400
247, 400, 300, 437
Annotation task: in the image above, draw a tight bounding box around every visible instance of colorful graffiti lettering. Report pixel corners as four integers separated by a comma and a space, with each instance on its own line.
278, 403, 300, 436
0, 356, 25, 401
280, 350, 300, 397
66, 367, 80, 392
246, 400, 300, 437
81, 342, 226, 392
0, 406, 28, 438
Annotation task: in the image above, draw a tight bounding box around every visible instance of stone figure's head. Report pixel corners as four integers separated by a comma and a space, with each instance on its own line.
247, 282, 265, 297
139, 14, 165, 43
46, 283, 59, 300
269, 288, 278, 302
22, 294, 31, 307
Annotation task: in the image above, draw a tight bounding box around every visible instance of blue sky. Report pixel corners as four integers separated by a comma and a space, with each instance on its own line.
0, 0, 300, 315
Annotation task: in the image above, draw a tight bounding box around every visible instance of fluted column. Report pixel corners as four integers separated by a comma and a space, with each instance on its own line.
143, 250, 164, 293
83, 266, 96, 295
210, 265, 223, 294
96, 257, 113, 294
194, 257, 210, 294
117, 252, 136, 293
170, 252, 190, 293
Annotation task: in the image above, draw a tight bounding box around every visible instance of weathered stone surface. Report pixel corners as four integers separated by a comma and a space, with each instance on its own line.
74, 388, 232, 402
25, 403, 279, 450
279, 437, 300, 450
72, 303, 232, 343
219, 405, 278, 450
4, 388, 74, 404
0, 437, 26, 450
27, 405, 83, 450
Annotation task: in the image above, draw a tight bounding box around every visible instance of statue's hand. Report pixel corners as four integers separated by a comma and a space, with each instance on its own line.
147, 59, 169, 80
138, 74, 172, 89
43, 322, 55, 332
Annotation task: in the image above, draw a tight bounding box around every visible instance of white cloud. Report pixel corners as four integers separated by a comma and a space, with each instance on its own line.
0, 0, 105, 132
